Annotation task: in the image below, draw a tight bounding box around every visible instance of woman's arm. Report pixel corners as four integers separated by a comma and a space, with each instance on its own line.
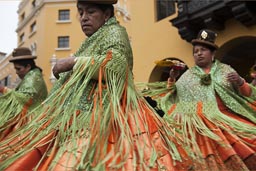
226, 72, 252, 97
52, 57, 77, 79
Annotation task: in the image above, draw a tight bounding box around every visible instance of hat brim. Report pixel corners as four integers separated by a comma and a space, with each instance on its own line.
9, 55, 37, 62
191, 39, 218, 49
77, 0, 117, 4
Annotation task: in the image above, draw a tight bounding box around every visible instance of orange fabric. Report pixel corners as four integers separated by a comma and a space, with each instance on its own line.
87, 82, 96, 100
2, 51, 195, 170
196, 102, 237, 161
197, 134, 214, 158
36, 131, 58, 170
89, 50, 113, 144
165, 92, 256, 169
142, 101, 159, 132
216, 95, 256, 125
98, 50, 112, 108
167, 78, 175, 88
194, 98, 256, 168
0, 131, 30, 157
41, 97, 193, 170
2, 105, 193, 170
224, 131, 254, 159
53, 138, 86, 170
167, 104, 176, 115
52, 125, 192, 171
248, 100, 256, 111
5, 148, 43, 171
39, 141, 58, 171
3, 131, 56, 170
0, 98, 33, 140
239, 136, 256, 151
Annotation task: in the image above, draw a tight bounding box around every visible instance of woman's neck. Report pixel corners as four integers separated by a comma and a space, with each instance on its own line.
204, 68, 211, 74
201, 64, 212, 74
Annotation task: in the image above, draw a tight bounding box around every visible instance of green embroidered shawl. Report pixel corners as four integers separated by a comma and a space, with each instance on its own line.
161, 60, 256, 118
0, 68, 48, 130
0, 17, 184, 170
160, 60, 256, 156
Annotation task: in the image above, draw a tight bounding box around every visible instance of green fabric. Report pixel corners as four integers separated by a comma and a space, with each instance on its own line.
0, 17, 185, 170
0, 68, 48, 131
160, 60, 256, 157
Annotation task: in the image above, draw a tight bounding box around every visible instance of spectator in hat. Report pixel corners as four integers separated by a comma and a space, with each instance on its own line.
0, 0, 194, 170
158, 29, 256, 170
0, 47, 48, 140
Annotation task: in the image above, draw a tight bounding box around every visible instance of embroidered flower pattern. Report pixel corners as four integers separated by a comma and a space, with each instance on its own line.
200, 74, 211, 85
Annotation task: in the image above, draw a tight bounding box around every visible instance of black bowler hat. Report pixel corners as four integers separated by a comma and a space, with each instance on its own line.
191, 29, 218, 49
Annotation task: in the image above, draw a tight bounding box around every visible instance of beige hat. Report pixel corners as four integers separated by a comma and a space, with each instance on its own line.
77, 0, 117, 4
9, 47, 36, 62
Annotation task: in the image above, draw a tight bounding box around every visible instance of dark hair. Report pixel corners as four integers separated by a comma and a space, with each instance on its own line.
97, 4, 114, 17
77, 2, 114, 17
13, 59, 42, 72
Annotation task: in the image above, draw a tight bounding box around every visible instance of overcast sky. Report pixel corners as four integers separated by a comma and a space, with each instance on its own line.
0, 0, 20, 55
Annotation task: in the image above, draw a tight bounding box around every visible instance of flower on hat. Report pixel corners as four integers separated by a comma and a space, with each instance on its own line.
201, 31, 208, 40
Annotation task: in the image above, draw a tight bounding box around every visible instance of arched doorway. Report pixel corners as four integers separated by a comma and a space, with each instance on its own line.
215, 36, 256, 83
148, 57, 188, 82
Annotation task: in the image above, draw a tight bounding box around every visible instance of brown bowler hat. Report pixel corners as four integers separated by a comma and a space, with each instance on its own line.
9, 47, 37, 62
77, 0, 117, 4
191, 29, 218, 49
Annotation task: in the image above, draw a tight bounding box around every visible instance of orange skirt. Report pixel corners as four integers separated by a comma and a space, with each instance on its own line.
3, 101, 194, 171
190, 96, 256, 170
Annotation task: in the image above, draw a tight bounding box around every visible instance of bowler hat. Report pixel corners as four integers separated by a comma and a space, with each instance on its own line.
191, 29, 218, 49
77, 0, 117, 4
9, 47, 37, 62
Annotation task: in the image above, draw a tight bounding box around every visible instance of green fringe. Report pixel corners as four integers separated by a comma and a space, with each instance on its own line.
0, 91, 30, 132
0, 55, 189, 170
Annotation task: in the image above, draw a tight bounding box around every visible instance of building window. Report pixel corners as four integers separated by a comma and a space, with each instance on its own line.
32, 0, 36, 8
1, 76, 11, 87
30, 21, 36, 33
156, 0, 175, 21
4, 76, 9, 86
58, 36, 69, 48
58, 10, 70, 21
31, 42, 37, 56
20, 12, 25, 21
19, 33, 25, 43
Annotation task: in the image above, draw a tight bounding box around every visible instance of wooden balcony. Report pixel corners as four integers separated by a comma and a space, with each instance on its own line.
170, 0, 256, 42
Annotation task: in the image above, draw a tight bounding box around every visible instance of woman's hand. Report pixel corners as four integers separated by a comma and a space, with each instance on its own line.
169, 68, 180, 82
167, 68, 181, 88
227, 72, 244, 86
52, 57, 77, 79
